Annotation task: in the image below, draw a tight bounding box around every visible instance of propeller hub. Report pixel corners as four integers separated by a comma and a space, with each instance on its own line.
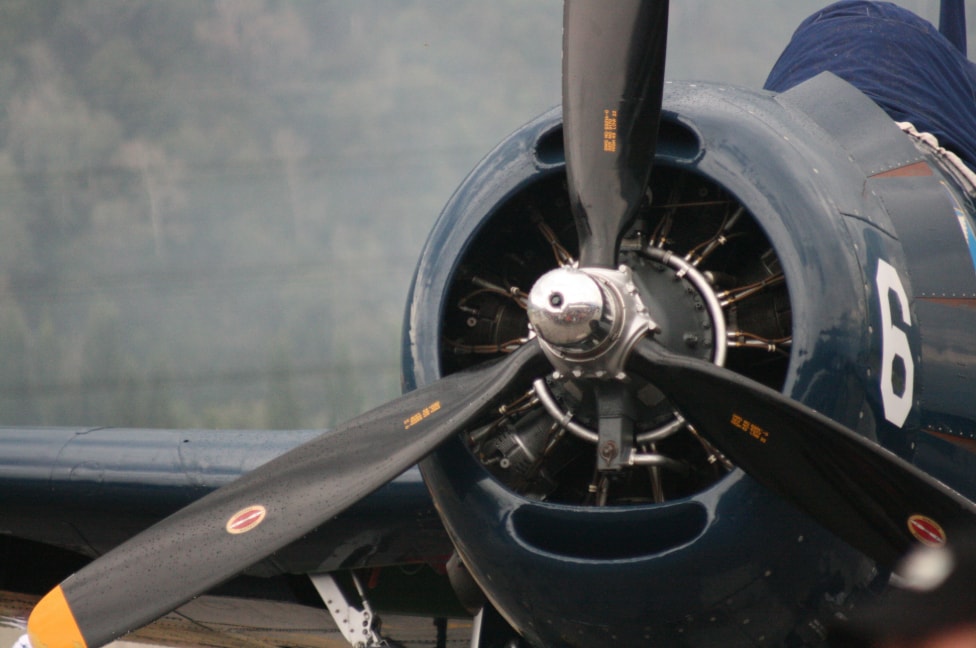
527, 265, 657, 379
527, 268, 606, 347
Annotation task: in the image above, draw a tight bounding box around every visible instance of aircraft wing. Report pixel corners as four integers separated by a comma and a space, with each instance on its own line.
0, 427, 466, 647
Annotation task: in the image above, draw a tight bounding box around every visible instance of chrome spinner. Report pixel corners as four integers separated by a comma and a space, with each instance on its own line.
527, 264, 658, 381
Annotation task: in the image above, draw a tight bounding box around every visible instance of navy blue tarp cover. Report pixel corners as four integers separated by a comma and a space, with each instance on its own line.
765, 0, 976, 170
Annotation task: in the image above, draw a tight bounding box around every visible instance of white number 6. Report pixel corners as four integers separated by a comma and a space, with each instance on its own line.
876, 259, 914, 427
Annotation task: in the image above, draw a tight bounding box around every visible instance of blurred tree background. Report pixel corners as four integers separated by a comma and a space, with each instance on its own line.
0, 0, 947, 430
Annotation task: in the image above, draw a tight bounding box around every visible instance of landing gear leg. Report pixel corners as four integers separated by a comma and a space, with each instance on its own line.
311, 572, 402, 648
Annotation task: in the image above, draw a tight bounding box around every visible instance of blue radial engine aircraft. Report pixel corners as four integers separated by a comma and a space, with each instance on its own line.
6, 2, 976, 647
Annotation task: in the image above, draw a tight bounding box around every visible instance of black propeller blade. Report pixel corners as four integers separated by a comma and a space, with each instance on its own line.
27, 341, 547, 648
563, 0, 668, 268
627, 337, 976, 568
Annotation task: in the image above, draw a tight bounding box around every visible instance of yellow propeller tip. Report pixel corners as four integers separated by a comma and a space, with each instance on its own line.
27, 586, 87, 648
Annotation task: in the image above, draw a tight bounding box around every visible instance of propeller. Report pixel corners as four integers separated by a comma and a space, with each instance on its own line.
26, 341, 548, 648
628, 338, 976, 568
563, 0, 668, 267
